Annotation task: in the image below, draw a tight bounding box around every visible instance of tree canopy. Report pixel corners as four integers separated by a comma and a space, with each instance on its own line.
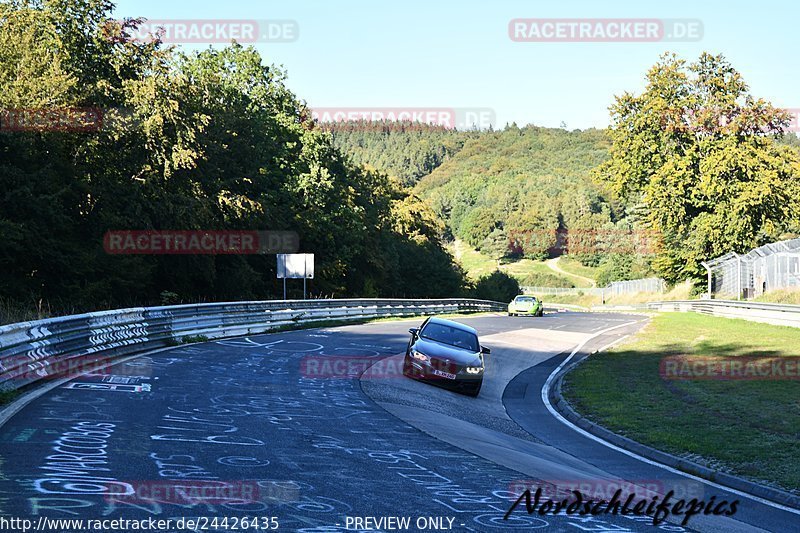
324, 120, 478, 186
595, 52, 800, 283
413, 125, 621, 263
0, 0, 470, 316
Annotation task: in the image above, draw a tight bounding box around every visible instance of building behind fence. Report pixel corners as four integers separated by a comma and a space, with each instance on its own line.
701, 238, 800, 299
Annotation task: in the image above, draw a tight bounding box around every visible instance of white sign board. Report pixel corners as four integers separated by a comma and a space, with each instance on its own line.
277, 253, 314, 279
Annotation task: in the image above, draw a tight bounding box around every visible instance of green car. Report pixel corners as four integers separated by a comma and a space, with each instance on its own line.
508, 295, 543, 317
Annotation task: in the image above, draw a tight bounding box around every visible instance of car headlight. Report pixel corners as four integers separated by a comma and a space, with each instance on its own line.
465, 366, 483, 375
411, 350, 429, 362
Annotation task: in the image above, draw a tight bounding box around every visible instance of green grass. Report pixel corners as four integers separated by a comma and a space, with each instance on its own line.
0, 298, 55, 325
0, 389, 19, 406
563, 312, 800, 492
542, 280, 695, 307
556, 257, 602, 283
754, 288, 800, 305
501, 258, 558, 276
545, 292, 601, 308
449, 240, 580, 286
504, 259, 574, 285
179, 335, 210, 344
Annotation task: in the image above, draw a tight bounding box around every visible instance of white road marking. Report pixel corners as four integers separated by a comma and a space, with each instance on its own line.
541, 320, 800, 516
592, 335, 629, 354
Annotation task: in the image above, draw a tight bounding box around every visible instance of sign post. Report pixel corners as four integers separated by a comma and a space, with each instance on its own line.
277, 254, 314, 300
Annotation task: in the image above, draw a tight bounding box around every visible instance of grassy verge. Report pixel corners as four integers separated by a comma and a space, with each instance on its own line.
505, 260, 578, 287
0, 389, 19, 406
556, 257, 602, 282
545, 292, 602, 308
451, 240, 498, 278
542, 281, 695, 307
754, 288, 800, 305
0, 299, 56, 326
449, 240, 580, 286
563, 312, 800, 493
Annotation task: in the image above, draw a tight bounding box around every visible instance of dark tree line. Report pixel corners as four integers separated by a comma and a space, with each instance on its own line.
325, 120, 478, 186
0, 0, 473, 319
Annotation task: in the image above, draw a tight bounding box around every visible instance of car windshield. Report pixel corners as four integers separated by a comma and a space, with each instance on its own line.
515, 296, 536, 303
420, 323, 479, 352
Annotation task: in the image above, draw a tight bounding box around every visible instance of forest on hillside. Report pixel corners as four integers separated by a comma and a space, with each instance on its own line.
3, 0, 799, 319
332, 56, 800, 288
0, 0, 479, 319
324, 121, 478, 186
410, 126, 659, 285
415, 127, 612, 252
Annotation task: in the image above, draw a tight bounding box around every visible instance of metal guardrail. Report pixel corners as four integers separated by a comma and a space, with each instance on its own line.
545, 299, 800, 328
647, 299, 800, 328
0, 298, 506, 392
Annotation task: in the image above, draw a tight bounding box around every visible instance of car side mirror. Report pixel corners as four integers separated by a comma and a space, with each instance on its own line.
481, 346, 491, 355
409, 327, 419, 336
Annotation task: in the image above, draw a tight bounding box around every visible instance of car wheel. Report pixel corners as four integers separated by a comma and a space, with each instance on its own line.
537, 309, 544, 317
508, 312, 514, 317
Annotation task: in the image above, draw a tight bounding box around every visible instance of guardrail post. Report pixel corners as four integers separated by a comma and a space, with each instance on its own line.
735, 252, 742, 301
700, 261, 712, 299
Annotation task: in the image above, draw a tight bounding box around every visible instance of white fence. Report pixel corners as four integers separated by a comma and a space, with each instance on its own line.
522, 277, 665, 297
702, 238, 800, 299
606, 277, 666, 296
520, 287, 602, 295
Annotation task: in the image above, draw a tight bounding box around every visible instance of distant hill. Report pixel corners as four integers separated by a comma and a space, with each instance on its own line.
324, 121, 479, 186
414, 126, 622, 260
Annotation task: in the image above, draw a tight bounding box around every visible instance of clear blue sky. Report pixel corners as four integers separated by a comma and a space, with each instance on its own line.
112, 0, 798, 130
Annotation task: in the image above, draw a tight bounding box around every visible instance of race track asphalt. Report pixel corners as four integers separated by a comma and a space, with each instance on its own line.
0, 311, 796, 532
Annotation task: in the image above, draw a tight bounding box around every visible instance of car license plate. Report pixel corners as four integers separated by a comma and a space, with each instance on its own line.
432, 369, 456, 380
